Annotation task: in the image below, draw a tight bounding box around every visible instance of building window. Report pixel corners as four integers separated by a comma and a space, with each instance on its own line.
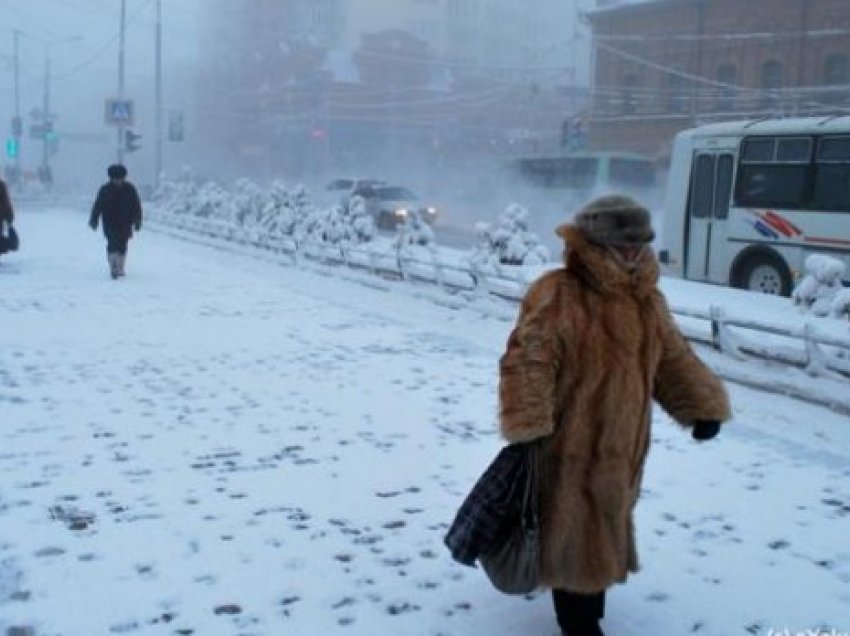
823, 54, 848, 105
715, 65, 737, 112
760, 60, 783, 110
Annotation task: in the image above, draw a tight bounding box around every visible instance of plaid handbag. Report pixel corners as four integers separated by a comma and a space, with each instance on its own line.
479, 441, 540, 594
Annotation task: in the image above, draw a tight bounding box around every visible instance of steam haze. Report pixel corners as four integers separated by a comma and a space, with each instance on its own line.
1, 0, 622, 249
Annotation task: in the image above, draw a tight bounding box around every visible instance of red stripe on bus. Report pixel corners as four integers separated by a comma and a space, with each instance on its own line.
764, 211, 802, 236
805, 236, 850, 246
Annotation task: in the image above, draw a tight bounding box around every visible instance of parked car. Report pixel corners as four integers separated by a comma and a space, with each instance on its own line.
363, 185, 439, 229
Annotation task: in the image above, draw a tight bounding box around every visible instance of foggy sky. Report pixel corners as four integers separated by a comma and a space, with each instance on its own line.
1, 0, 202, 190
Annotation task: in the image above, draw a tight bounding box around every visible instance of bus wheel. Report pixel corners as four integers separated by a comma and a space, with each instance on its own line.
732, 250, 793, 296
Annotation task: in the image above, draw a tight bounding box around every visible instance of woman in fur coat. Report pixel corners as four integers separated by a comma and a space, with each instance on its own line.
499, 195, 732, 636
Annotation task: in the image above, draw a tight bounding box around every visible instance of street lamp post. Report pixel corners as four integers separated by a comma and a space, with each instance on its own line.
117, 0, 127, 163
13, 30, 21, 177
41, 35, 81, 185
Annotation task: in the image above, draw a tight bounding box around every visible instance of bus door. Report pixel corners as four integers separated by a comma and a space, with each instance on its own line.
684, 151, 735, 282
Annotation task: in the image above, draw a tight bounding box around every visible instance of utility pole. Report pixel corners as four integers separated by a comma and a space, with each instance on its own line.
13, 29, 22, 175
117, 0, 127, 163
42, 44, 51, 171
155, 0, 163, 186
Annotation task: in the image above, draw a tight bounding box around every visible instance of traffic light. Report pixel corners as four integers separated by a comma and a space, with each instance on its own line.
5, 137, 19, 159
124, 128, 142, 153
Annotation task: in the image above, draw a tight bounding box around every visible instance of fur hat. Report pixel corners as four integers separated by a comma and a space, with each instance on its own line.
107, 164, 128, 179
573, 195, 655, 246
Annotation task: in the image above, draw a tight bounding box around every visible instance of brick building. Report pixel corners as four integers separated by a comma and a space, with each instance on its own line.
587, 0, 850, 159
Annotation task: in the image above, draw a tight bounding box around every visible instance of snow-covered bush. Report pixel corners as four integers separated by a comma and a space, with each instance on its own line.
260, 179, 298, 241
348, 195, 376, 244
394, 209, 435, 249
490, 203, 550, 266
393, 209, 439, 281
154, 170, 200, 219
469, 203, 550, 270
468, 221, 500, 278
792, 254, 846, 316
192, 181, 232, 219
301, 194, 376, 261
292, 185, 323, 244
231, 179, 269, 241
831, 288, 850, 320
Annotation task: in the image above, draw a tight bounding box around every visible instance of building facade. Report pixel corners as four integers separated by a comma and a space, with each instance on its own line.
587, 0, 850, 159
193, 0, 593, 181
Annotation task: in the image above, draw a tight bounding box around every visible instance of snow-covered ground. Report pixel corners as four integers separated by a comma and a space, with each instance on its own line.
1, 206, 849, 636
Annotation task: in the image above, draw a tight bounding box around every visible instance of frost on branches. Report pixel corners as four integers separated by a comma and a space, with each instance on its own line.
300, 192, 375, 257
469, 203, 550, 272
792, 254, 849, 319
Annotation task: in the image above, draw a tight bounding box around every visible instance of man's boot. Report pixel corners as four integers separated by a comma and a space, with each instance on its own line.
117, 253, 126, 277
108, 253, 120, 279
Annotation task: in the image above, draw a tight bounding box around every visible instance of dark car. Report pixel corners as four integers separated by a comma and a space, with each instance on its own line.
363, 185, 439, 229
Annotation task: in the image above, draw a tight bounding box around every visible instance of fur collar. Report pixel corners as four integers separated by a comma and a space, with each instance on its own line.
555, 224, 659, 298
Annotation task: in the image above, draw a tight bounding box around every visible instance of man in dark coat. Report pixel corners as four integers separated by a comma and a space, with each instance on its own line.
0, 176, 14, 258
89, 164, 143, 279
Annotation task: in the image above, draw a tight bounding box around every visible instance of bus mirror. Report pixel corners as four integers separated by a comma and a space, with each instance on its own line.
658, 249, 670, 264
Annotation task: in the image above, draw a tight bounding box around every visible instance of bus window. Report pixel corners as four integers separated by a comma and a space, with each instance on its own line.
735, 165, 808, 208
689, 154, 715, 218
714, 154, 734, 219
735, 135, 810, 209
740, 138, 774, 162
776, 137, 811, 162
812, 136, 850, 210
818, 136, 850, 162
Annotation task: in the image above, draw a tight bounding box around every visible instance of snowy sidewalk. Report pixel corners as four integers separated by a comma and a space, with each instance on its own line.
1, 206, 849, 635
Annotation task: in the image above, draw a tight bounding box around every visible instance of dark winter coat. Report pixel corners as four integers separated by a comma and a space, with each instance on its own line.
499, 224, 731, 593
89, 181, 143, 239
0, 178, 13, 225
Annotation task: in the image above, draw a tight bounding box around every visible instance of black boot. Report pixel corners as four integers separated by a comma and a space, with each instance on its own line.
553, 589, 605, 636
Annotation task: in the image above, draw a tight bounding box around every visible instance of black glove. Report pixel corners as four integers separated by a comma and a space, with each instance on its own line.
89, 218, 97, 230
692, 420, 721, 441
134, 221, 142, 232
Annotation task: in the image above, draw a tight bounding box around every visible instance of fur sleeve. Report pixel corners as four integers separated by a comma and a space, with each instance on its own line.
499, 274, 564, 442
652, 293, 731, 427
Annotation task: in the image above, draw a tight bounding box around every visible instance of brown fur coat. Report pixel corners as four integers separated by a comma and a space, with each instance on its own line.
499, 225, 731, 593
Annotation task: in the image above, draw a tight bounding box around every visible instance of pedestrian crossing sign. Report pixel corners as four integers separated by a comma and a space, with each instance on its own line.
105, 99, 134, 125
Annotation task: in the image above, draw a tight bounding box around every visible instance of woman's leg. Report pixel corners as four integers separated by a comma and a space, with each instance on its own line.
552, 589, 605, 635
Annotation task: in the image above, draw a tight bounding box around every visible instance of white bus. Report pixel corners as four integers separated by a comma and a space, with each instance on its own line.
659, 117, 850, 295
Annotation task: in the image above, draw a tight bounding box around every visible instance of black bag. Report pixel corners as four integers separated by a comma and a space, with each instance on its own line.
479, 441, 540, 594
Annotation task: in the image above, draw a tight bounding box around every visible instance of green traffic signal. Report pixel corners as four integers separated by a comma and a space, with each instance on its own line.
5, 137, 19, 159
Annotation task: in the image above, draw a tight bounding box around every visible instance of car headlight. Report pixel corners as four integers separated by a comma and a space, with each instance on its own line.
424, 206, 438, 217
394, 208, 409, 218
